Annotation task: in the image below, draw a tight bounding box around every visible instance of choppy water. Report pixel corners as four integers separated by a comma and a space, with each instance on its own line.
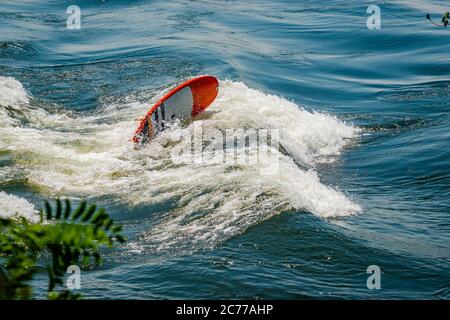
0, 0, 449, 299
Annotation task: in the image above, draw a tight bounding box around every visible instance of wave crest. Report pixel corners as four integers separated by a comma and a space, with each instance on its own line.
0, 78, 360, 250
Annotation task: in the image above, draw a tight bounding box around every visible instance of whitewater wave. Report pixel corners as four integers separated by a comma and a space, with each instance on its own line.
0, 76, 29, 107
0, 191, 40, 222
0, 76, 360, 251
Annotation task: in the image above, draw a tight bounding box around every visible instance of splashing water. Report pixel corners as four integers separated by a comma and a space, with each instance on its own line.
0, 76, 360, 250
0, 191, 39, 222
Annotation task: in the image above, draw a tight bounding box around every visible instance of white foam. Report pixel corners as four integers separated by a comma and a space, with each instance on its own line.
0, 76, 31, 127
0, 191, 40, 222
0, 78, 361, 250
213, 80, 358, 165
0, 76, 30, 107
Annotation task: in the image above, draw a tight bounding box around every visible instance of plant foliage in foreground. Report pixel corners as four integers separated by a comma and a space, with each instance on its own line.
0, 199, 126, 300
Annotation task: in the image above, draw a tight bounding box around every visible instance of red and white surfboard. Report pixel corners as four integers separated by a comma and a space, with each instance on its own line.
133, 75, 219, 145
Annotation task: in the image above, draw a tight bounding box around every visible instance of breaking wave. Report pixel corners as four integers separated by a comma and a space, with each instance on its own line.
0, 76, 360, 250
0, 191, 39, 222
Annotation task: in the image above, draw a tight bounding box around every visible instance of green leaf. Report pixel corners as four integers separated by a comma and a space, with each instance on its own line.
71, 201, 86, 221
45, 201, 52, 220
94, 252, 102, 264
112, 225, 123, 233
115, 235, 127, 243
91, 208, 106, 224
64, 199, 71, 219
55, 199, 62, 220
81, 204, 96, 222
103, 218, 113, 230
0, 198, 126, 300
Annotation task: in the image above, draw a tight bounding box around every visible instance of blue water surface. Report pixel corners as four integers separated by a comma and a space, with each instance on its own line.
0, 0, 449, 299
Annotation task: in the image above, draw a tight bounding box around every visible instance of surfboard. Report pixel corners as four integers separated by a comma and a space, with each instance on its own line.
133, 75, 219, 145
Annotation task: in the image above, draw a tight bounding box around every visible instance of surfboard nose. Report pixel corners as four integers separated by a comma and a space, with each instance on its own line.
133, 75, 219, 145
190, 76, 219, 117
